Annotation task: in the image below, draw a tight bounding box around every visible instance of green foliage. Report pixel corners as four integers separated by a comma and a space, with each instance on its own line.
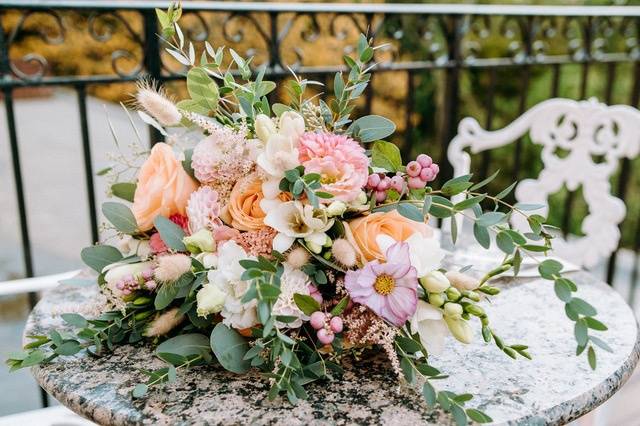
111, 182, 136, 203
371, 140, 403, 172
80, 245, 123, 272
102, 202, 138, 234
210, 323, 251, 374
154, 215, 187, 252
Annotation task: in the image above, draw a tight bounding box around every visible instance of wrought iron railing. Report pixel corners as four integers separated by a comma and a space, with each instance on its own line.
2, 0, 640, 409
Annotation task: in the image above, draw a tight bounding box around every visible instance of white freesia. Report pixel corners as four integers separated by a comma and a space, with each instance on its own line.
264, 201, 334, 252
256, 111, 305, 179
420, 270, 450, 293
409, 300, 449, 355
376, 232, 446, 278
207, 241, 258, 330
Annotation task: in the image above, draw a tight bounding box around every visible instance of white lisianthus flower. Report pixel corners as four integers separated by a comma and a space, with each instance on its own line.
376, 232, 446, 278
409, 300, 449, 355
264, 201, 334, 252
183, 229, 215, 254
196, 284, 226, 317
272, 263, 311, 328
207, 241, 258, 330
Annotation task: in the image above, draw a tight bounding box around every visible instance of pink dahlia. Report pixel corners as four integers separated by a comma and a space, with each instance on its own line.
344, 241, 418, 326
298, 132, 368, 202
186, 186, 222, 233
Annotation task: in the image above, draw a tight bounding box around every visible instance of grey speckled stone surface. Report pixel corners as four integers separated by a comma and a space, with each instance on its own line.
24, 271, 640, 426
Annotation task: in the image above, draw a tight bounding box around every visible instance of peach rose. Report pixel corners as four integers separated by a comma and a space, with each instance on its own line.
348, 210, 433, 262
132, 143, 198, 231
221, 175, 268, 231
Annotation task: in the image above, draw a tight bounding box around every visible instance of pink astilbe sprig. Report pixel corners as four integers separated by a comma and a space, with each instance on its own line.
234, 227, 278, 258
298, 132, 369, 202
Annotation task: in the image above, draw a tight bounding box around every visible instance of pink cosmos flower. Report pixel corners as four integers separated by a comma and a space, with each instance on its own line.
344, 241, 418, 326
298, 132, 368, 202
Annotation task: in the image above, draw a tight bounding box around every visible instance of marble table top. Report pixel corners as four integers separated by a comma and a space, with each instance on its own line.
25, 270, 640, 426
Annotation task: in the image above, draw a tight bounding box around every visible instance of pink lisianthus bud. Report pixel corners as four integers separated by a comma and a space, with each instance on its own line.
406, 161, 422, 177
408, 176, 426, 189
416, 154, 433, 168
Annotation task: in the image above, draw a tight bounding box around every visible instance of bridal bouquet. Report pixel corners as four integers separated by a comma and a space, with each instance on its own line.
8, 5, 610, 425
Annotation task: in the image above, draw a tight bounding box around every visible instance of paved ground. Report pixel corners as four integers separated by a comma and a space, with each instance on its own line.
0, 89, 639, 423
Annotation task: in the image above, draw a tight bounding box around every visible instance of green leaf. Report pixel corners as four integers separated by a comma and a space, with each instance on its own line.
61, 313, 88, 328
210, 323, 251, 374
476, 212, 506, 227
469, 170, 500, 192
514, 203, 546, 211
441, 175, 473, 196
350, 115, 396, 143
111, 182, 136, 203
132, 383, 148, 398
186, 67, 219, 112
496, 182, 517, 199
81, 245, 123, 272
496, 231, 515, 254
293, 293, 321, 315
154, 216, 186, 251
396, 336, 422, 353
371, 140, 402, 172
20, 350, 47, 367
590, 335, 613, 353
54, 340, 81, 356
585, 317, 608, 331
538, 259, 563, 279
330, 296, 349, 316
182, 148, 196, 180
423, 196, 432, 216
156, 333, 211, 359
588, 345, 597, 370
473, 223, 491, 249
451, 403, 468, 426
554, 279, 573, 302
422, 382, 436, 406
569, 298, 597, 317
397, 203, 424, 222
466, 408, 493, 423
574, 319, 589, 346
177, 99, 209, 115
102, 202, 138, 234
454, 195, 486, 211
155, 283, 180, 310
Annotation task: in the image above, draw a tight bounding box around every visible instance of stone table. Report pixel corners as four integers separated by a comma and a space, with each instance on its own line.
25, 271, 639, 425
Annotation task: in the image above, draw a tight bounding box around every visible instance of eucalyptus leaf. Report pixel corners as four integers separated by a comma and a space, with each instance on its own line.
154, 216, 186, 251
102, 202, 138, 234
349, 115, 396, 143
210, 323, 251, 374
111, 182, 136, 203
81, 245, 123, 272
156, 333, 211, 360
187, 67, 219, 112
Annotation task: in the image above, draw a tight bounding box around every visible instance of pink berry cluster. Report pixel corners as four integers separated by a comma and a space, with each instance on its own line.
366, 173, 406, 203
309, 311, 343, 345
116, 268, 157, 295
406, 154, 439, 190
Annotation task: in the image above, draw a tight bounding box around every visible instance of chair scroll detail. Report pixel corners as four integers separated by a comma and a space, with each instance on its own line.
447, 98, 640, 269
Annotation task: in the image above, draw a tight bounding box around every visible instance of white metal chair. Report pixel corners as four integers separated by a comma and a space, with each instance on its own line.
0, 270, 87, 426
447, 98, 640, 269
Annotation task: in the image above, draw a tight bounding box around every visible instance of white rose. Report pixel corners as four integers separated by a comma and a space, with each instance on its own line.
103, 261, 154, 296
196, 284, 227, 316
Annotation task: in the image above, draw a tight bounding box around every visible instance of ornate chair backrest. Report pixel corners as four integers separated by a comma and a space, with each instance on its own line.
447, 98, 640, 268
